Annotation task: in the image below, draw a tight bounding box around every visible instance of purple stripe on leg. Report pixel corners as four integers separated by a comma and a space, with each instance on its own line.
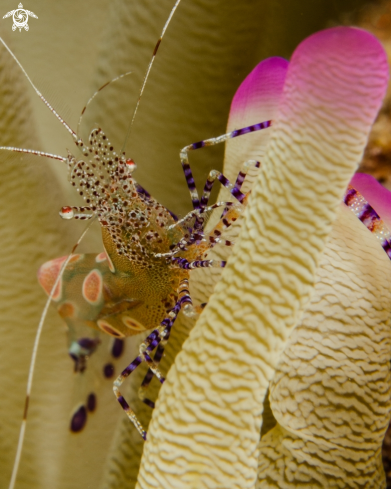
217, 174, 230, 187
153, 343, 165, 364
122, 356, 142, 377
235, 172, 245, 189
231, 120, 271, 138
359, 205, 379, 228
141, 369, 154, 388
145, 329, 160, 344
383, 240, 391, 258
231, 187, 245, 202
146, 336, 162, 352
143, 398, 155, 409
117, 395, 130, 411
344, 187, 357, 205
192, 140, 205, 149
204, 180, 214, 192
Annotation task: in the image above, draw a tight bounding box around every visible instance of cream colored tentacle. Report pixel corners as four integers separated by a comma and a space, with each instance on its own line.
258, 204, 391, 488
137, 28, 388, 489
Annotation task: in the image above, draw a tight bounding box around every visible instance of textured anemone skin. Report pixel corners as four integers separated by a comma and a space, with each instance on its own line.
259, 203, 391, 487
3, 4, 294, 488
101, 54, 290, 489
3, 3, 388, 489
136, 27, 389, 489
191, 56, 290, 320
191, 58, 289, 315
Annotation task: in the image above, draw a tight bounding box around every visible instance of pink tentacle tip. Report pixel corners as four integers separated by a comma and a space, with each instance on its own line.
229, 56, 289, 119
279, 26, 389, 135
350, 173, 391, 230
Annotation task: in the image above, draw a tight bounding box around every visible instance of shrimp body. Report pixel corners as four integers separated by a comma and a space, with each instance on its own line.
38, 128, 197, 340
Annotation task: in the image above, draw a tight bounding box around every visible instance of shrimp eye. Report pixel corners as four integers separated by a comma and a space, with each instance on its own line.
60, 206, 74, 219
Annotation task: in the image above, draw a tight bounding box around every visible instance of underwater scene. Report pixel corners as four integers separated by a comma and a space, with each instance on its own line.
1, 0, 391, 488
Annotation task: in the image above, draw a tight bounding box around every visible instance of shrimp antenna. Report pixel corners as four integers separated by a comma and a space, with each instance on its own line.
8, 218, 96, 489
0, 146, 67, 162
77, 71, 132, 137
0, 37, 79, 142
121, 0, 182, 152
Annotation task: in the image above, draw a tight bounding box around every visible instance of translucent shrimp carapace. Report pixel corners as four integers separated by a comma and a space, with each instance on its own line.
37, 148, 190, 343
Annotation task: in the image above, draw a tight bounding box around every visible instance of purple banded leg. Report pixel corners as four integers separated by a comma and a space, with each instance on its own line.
200, 171, 239, 208
199, 164, 261, 209
219, 159, 260, 218
158, 201, 241, 259
344, 185, 391, 259
155, 236, 191, 258
138, 323, 173, 410
207, 236, 234, 248
139, 341, 168, 409
234, 159, 261, 192
171, 257, 226, 269
139, 277, 194, 407
113, 326, 168, 439
206, 204, 246, 252
113, 279, 193, 439
113, 353, 147, 439
168, 201, 237, 232
180, 120, 271, 210
199, 159, 259, 216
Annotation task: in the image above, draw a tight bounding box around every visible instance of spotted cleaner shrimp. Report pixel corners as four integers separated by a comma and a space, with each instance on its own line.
4, 4, 391, 489
1, 1, 278, 487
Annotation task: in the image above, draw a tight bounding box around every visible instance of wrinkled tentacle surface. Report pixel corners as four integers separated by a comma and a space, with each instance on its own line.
136, 27, 389, 489
100, 52, 290, 488
259, 203, 391, 488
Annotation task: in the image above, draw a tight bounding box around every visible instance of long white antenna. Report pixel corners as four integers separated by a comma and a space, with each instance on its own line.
77, 72, 133, 137
0, 37, 79, 141
6, 1, 184, 485
0, 146, 67, 162
8, 219, 95, 489
121, 0, 182, 152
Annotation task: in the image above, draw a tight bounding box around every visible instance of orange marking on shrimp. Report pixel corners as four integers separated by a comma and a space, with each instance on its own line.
57, 301, 76, 319
104, 248, 115, 272
69, 254, 82, 263
95, 252, 107, 263
82, 269, 103, 304
97, 320, 125, 338
122, 316, 145, 331
37, 256, 66, 301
